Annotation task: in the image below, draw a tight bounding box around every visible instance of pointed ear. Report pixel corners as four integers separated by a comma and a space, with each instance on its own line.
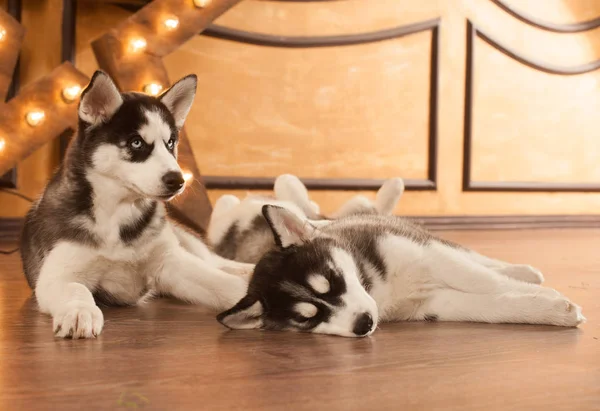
217, 295, 263, 330
262, 205, 315, 248
159, 74, 197, 129
78, 71, 123, 126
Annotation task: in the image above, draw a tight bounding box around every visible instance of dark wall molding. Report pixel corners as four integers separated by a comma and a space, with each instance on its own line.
202, 18, 439, 48
0, 0, 22, 189
202, 18, 441, 191
200, 176, 436, 191
463, 21, 600, 192
491, 0, 600, 33
475, 24, 600, 75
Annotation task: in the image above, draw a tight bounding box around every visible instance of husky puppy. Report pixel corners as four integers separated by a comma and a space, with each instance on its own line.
217, 206, 585, 337
20, 71, 252, 339
207, 174, 405, 264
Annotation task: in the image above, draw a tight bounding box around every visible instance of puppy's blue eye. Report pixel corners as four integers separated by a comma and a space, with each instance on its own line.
130, 138, 144, 149
166, 138, 175, 150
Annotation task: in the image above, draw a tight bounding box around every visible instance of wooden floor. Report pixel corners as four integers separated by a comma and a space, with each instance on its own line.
0, 229, 598, 410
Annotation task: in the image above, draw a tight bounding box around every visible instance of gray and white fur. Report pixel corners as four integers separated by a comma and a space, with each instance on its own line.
20, 71, 252, 339
216, 199, 585, 337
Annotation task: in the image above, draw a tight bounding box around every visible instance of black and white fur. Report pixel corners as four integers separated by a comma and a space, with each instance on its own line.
20, 71, 252, 339
217, 202, 585, 338
207, 174, 405, 264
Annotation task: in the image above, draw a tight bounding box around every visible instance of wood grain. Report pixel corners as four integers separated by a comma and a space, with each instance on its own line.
0, 228, 598, 410
0, 63, 88, 176
0, 7, 24, 100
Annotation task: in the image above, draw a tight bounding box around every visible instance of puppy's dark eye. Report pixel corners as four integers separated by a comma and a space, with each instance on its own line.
166, 138, 175, 150
294, 315, 311, 323
130, 137, 144, 150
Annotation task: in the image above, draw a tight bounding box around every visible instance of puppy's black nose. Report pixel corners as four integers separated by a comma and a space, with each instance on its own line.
352, 312, 374, 336
162, 171, 185, 192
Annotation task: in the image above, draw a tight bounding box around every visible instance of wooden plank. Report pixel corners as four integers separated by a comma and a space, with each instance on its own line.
0, 63, 88, 175
0, 8, 25, 99
0, 228, 598, 410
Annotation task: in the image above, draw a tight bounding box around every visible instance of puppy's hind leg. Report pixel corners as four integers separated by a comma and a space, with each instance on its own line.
466, 250, 544, 285
374, 178, 404, 215
274, 174, 320, 219
418, 288, 585, 327
428, 243, 555, 297
330, 177, 404, 218
211, 195, 241, 222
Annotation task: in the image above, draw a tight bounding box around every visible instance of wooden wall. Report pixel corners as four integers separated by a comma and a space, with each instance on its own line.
3, 0, 600, 219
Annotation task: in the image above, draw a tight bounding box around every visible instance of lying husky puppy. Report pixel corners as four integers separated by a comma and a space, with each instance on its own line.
20, 71, 251, 339
207, 174, 405, 264
217, 205, 585, 337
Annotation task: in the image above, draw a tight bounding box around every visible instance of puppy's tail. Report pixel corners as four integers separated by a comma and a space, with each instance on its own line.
273, 174, 320, 219
374, 178, 404, 215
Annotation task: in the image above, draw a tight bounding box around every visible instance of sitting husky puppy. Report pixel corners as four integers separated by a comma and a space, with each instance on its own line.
20, 71, 251, 339
207, 174, 405, 264
217, 205, 585, 337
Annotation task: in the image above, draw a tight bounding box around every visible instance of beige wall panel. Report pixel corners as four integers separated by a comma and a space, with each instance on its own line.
5, 0, 600, 219
499, 0, 600, 23
471, 39, 600, 183
214, 0, 439, 36
465, 0, 600, 64
165, 34, 432, 180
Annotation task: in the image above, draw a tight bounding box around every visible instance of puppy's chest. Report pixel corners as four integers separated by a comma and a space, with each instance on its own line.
363, 234, 437, 314
89, 201, 165, 259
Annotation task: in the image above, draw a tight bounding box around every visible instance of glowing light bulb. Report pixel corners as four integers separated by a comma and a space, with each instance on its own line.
164, 16, 179, 30
183, 171, 193, 183
26, 110, 45, 127
62, 85, 82, 102
143, 83, 163, 96
0, 139, 5, 151
193, 0, 211, 8
129, 37, 147, 53
0, 28, 6, 42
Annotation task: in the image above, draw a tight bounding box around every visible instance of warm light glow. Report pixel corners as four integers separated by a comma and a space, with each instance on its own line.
0, 28, 6, 42
183, 171, 193, 183
129, 37, 147, 53
193, 0, 211, 7
0, 139, 5, 151
26, 110, 45, 127
143, 83, 163, 96
62, 85, 82, 102
164, 16, 179, 30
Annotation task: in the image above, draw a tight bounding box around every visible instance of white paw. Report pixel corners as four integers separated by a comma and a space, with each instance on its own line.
499, 264, 545, 284
213, 195, 240, 216
53, 301, 104, 339
548, 298, 586, 327
375, 178, 404, 215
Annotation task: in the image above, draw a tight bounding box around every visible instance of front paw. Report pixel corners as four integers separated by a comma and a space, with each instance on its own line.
53, 301, 104, 339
